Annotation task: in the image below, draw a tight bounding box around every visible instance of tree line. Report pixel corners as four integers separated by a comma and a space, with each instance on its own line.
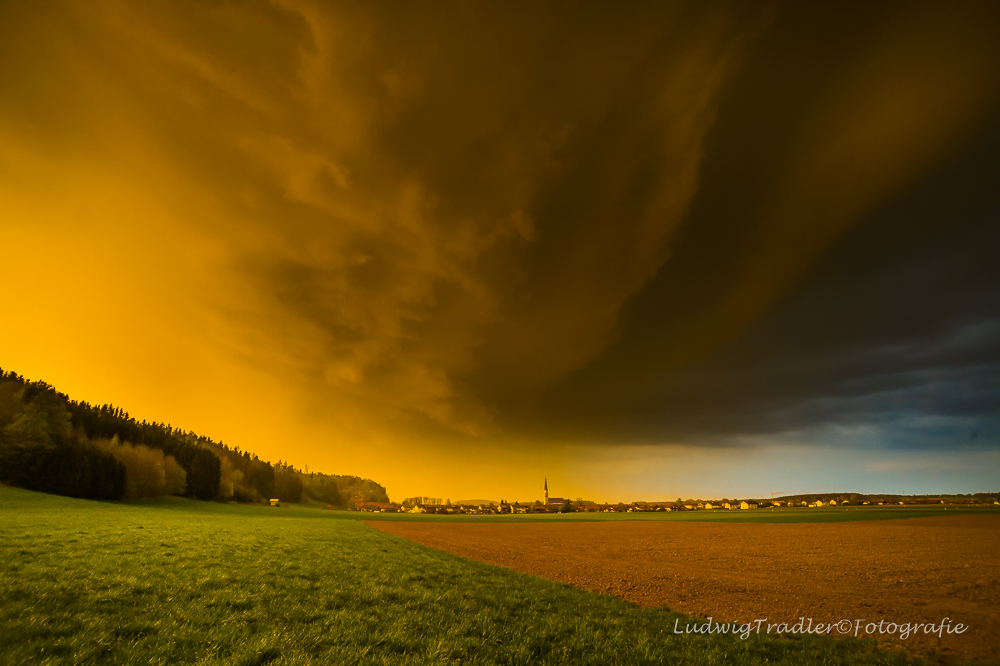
0, 368, 388, 506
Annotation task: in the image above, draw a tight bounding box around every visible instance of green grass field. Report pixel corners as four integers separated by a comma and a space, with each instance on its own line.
1, 487, 984, 666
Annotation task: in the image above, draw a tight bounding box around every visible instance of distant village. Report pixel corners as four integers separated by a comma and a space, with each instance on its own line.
350, 478, 1000, 514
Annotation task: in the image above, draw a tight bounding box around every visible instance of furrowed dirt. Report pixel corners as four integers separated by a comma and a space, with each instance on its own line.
368, 515, 1000, 661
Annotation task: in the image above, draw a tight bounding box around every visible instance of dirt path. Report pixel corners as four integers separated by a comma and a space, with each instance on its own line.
368, 516, 1000, 661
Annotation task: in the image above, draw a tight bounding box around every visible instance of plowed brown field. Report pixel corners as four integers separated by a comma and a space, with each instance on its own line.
368, 516, 1000, 661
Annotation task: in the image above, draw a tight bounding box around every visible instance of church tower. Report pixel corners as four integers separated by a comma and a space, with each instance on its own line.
543, 476, 549, 505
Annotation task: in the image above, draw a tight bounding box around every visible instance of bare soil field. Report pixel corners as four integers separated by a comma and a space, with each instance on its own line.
369, 516, 1000, 661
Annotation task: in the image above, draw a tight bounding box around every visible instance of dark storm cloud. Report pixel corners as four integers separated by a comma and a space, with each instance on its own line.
527, 2, 1000, 448
151, 0, 1000, 446
5, 0, 997, 455
154, 0, 774, 436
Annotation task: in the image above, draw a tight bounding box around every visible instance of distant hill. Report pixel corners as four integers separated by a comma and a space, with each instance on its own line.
773, 492, 997, 505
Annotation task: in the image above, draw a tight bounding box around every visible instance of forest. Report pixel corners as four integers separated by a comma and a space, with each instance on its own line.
0, 367, 389, 506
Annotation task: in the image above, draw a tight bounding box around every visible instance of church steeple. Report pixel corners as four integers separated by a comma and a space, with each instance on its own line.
543, 476, 549, 505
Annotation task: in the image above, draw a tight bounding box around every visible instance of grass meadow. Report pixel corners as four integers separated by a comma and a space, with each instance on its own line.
0, 487, 983, 666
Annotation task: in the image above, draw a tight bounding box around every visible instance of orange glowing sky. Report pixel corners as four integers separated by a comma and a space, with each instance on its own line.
3, 2, 1000, 502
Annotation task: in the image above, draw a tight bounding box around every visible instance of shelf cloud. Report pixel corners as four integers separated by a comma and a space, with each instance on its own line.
2, 1, 998, 498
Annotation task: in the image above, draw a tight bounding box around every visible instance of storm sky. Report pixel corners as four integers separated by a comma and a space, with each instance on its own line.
2, 1, 999, 501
